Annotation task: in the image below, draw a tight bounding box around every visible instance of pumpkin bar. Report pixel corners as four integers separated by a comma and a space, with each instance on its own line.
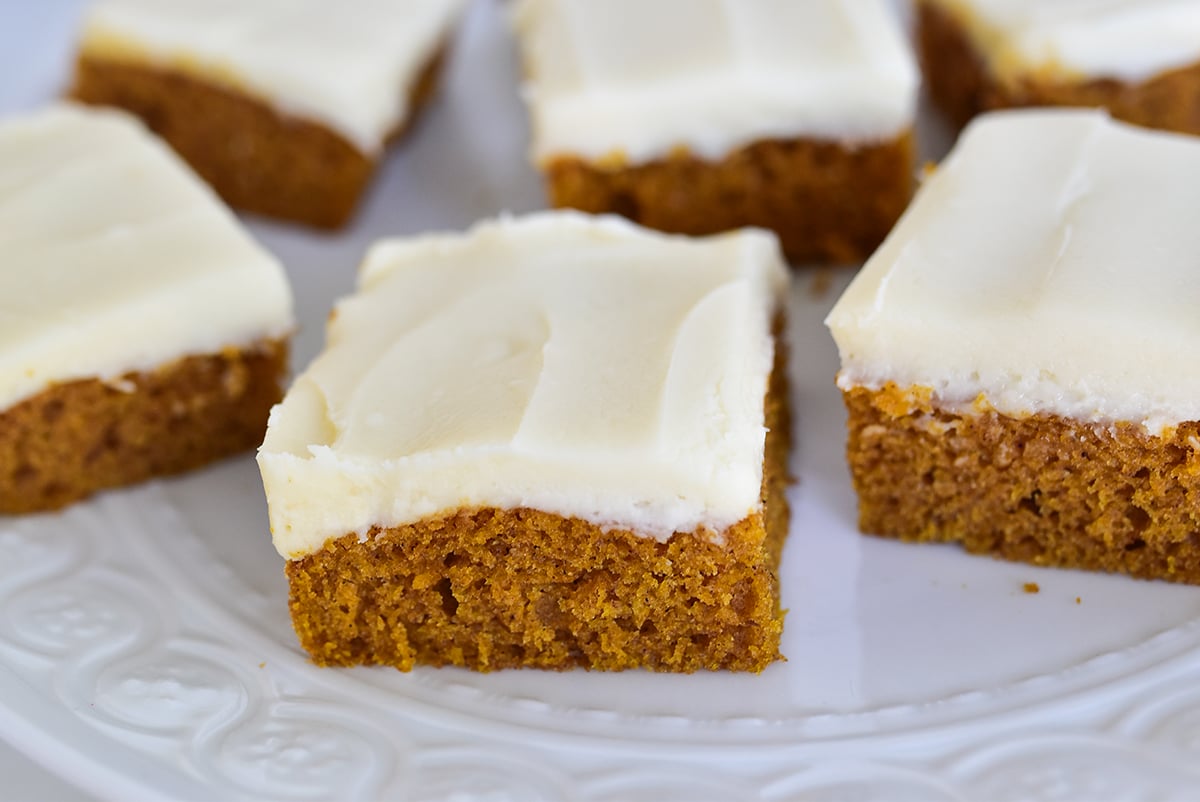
827, 109, 1200, 584
917, 0, 1200, 135
71, 0, 467, 228
0, 104, 293, 512
513, 0, 918, 265
259, 212, 792, 672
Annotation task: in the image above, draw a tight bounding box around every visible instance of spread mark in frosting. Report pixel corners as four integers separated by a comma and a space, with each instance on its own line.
514, 0, 918, 165
80, 0, 468, 153
258, 212, 788, 559
0, 103, 293, 413
826, 109, 1200, 436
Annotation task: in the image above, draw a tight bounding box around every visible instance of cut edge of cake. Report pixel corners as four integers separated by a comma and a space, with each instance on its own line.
285, 333, 791, 673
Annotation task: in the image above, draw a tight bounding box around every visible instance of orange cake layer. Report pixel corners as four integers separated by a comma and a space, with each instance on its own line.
286, 350, 791, 673
844, 384, 1200, 584
70, 50, 445, 229
0, 339, 287, 514
917, 2, 1200, 135
545, 133, 915, 266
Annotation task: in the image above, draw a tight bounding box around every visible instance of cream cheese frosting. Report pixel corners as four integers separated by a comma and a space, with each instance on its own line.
826, 109, 1200, 435
79, 0, 467, 154
0, 104, 293, 412
924, 0, 1200, 83
258, 212, 788, 560
513, 0, 918, 166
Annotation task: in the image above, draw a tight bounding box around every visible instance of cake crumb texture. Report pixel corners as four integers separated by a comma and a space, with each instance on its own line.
285, 356, 790, 673
918, 1, 1200, 135
844, 384, 1200, 584
0, 340, 287, 513
71, 51, 445, 228
545, 133, 914, 265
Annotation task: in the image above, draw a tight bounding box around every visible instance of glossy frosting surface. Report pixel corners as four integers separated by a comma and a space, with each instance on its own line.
80, 0, 467, 152
926, 0, 1200, 81
827, 109, 1200, 434
514, 0, 918, 164
0, 104, 293, 412
259, 212, 788, 559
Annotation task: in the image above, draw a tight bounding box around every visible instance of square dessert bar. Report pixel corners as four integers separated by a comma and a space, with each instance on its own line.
71, 0, 466, 228
259, 212, 791, 672
0, 104, 293, 513
918, 0, 1200, 135
513, 0, 918, 265
827, 109, 1200, 583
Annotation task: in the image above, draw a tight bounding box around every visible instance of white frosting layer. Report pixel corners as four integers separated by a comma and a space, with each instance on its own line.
0, 104, 293, 412
259, 212, 788, 560
826, 109, 1200, 434
80, 0, 467, 153
514, 0, 918, 165
926, 0, 1200, 82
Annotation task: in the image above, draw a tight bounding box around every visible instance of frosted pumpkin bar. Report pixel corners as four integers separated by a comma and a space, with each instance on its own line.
827, 109, 1200, 583
513, 0, 918, 265
72, 0, 467, 228
0, 104, 292, 512
259, 212, 792, 672
917, 0, 1200, 135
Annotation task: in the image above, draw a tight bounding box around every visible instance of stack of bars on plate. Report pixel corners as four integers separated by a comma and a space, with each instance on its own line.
1, 0, 1198, 681
250, 0, 932, 673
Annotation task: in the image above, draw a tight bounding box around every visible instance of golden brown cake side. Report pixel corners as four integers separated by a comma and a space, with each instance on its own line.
286, 344, 791, 673
0, 339, 288, 514
917, 1, 1200, 135
844, 383, 1200, 584
70, 49, 446, 228
544, 132, 915, 266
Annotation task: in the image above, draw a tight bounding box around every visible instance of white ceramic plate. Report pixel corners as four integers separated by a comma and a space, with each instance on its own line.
3, 3, 1200, 801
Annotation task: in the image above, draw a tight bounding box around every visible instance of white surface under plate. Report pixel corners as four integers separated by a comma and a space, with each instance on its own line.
3, 2, 1200, 801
